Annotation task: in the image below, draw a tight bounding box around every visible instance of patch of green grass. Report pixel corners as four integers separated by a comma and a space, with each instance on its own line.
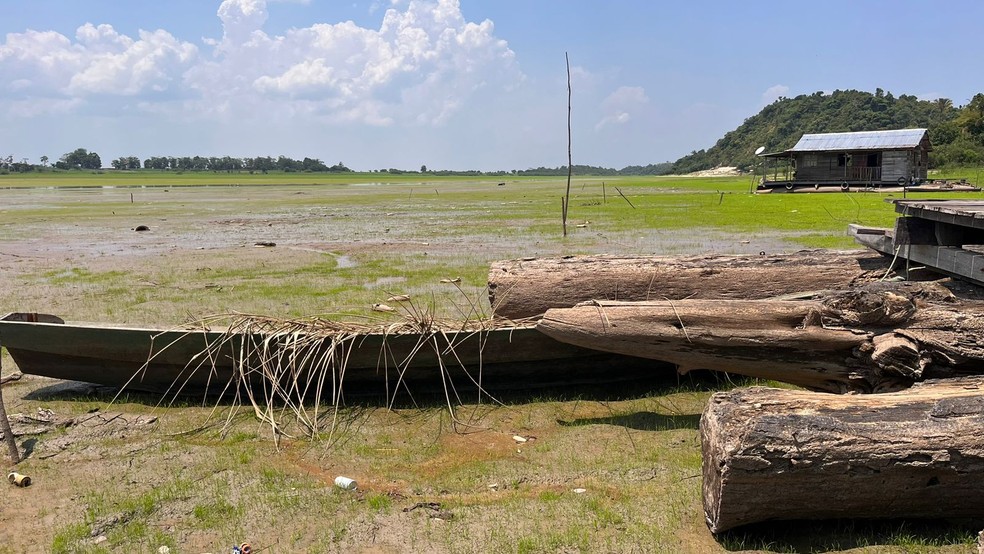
48, 475, 196, 552
51, 523, 94, 554
106, 521, 176, 552
583, 497, 625, 530
515, 527, 591, 554
42, 268, 130, 286
192, 497, 242, 528
226, 431, 257, 443
366, 492, 393, 512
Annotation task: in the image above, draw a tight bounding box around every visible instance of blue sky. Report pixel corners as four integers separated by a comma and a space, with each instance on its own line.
1, 0, 981, 171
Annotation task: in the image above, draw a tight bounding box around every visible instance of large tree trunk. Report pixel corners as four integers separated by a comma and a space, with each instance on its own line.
537, 282, 984, 393
489, 250, 894, 320
702, 377, 984, 533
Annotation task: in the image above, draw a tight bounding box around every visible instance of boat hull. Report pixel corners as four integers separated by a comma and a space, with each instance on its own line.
0, 313, 661, 395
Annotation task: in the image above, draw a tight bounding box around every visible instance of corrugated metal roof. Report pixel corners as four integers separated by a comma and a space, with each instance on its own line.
788, 128, 928, 152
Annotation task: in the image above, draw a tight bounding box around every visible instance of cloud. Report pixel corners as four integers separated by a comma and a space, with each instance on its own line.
0, 0, 522, 125
595, 85, 648, 130
761, 84, 789, 106
216, 0, 268, 45
68, 26, 198, 96
0, 23, 198, 116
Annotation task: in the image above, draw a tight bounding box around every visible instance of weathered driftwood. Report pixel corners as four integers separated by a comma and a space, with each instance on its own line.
0, 360, 20, 463
488, 250, 894, 320
702, 377, 984, 533
537, 282, 984, 393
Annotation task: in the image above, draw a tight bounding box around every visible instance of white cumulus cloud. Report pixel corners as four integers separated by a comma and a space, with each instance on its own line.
0, 23, 198, 116
68, 25, 198, 96
0, 0, 522, 126
761, 84, 789, 106
596, 85, 648, 130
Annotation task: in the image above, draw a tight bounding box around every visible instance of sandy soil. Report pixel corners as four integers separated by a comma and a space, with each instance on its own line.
684, 167, 742, 177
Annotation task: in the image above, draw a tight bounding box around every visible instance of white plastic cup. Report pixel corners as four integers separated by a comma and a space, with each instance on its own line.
7, 472, 31, 487
334, 476, 357, 490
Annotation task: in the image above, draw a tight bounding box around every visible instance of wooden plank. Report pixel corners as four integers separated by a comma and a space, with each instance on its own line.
893, 201, 984, 231
895, 200, 984, 215
904, 244, 984, 284
848, 224, 895, 254
851, 224, 984, 285
895, 200, 984, 216
881, 151, 908, 181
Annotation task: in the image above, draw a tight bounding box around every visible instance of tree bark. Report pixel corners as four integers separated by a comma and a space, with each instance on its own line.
489, 250, 894, 320
0, 354, 21, 464
702, 377, 984, 533
537, 281, 984, 393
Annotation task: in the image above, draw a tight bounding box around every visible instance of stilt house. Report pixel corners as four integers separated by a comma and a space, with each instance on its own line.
759, 128, 930, 190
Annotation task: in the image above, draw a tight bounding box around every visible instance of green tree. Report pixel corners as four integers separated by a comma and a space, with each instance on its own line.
934, 98, 954, 122
301, 157, 328, 171
59, 148, 101, 170
955, 93, 984, 143
930, 121, 960, 146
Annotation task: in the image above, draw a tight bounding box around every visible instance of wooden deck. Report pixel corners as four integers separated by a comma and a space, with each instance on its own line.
850, 199, 984, 287
893, 199, 984, 230
758, 182, 980, 194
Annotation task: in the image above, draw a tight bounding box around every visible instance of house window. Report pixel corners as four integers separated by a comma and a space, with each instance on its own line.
801, 154, 817, 168
867, 153, 879, 167
837, 153, 847, 167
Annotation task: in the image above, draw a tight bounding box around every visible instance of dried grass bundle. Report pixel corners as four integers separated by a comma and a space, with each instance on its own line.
132, 294, 527, 444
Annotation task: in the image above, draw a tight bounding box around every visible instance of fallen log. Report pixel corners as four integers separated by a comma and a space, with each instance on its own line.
537, 281, 984, 393
702, 377, 984, 533
489, 250, 895, 320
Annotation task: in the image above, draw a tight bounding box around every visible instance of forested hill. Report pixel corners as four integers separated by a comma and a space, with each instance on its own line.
671, 89, 984, 173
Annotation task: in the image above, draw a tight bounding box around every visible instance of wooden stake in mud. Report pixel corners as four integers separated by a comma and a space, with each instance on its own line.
613, 186, 635, 209
563, 51, 572, 237
0, 349, 21, 464
561, 197, 567, 236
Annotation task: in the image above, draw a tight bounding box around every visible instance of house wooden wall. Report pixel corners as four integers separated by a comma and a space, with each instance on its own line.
793, 147, 927, 183
793, 153, 848, 181
881, 151, 909, 182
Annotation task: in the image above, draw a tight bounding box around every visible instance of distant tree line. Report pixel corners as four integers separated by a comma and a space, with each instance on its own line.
375, 162, 675, 177
1, 150, 676, 177
0, 151, 352, 174
120, 155, 350, 173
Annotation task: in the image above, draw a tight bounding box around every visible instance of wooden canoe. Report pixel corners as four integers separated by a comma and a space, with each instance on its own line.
0, 312, 662, 397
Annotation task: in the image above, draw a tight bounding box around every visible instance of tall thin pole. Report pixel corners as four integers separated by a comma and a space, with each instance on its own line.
563, 52, 572, 237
